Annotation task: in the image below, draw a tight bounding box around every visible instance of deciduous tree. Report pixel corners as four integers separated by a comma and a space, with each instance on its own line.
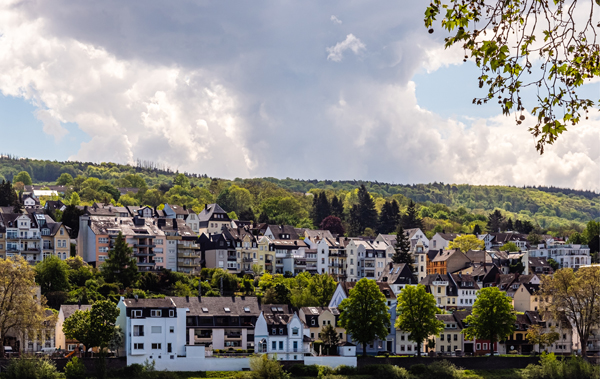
425, 0, 599, 152
13, 171, 32, 185
395, 284, 444, 357
463, 287, 516, 357
35, 255, 71, 294
320, 216, 345, 236
540, 266, 600, 357
448, 234, 485, 252
320, 324, 340, 355
0, 257, 51, 356
338, 278, 390, 357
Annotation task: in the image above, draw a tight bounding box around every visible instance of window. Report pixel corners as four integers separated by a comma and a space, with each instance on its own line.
272, 328, 276, 335
156, 239, 163, 244
151, 326, 162, 334
99, 247, 109, 253
454, 334, 457, 341
167, 343, 172, 353
151, 310, 162, 317
133, 325, 144, 336
441, 334, 444, 341
98, 237, 109, 244
279, 341, 284, 350
272, 341, 276, 350
132, 310, 142, 318
279, 328, 283, 335
441, 346, 444, 352
476, 343, 481, 350
169, 310, 175, 317
292, 328, 299, 336
483, 343, 488, 350
134, 343, 144, 350
152, 343, 162, 350
311, 319, 315, 326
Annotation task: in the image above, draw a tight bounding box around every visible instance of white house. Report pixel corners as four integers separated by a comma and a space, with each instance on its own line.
254, 305, 310, 361
116, 297, 188, 365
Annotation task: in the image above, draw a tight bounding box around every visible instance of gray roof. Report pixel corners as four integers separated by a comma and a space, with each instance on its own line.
122, 298, 176, 308
61, 304, 92, 319
198, 204, 230, 222
377, 263, 417, 285
171, 296, 261, 316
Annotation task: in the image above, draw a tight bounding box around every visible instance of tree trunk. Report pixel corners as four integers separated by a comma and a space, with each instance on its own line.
581, 336, 587, 358
362, 342, 367, 357
490, 336, 495, 357
417, 342, 421, 358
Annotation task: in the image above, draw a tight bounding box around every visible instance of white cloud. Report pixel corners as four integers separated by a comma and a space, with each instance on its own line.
326, 34, 366, 62
0, 1, 596, 190
330, 15, 342, 24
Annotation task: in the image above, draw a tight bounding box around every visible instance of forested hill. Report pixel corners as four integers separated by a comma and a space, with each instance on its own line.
0, 156, 598, 232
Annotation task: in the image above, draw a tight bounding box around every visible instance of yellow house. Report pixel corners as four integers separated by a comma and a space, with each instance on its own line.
258, 236, 273, 274
299, 307, 346, 342
514, 283, 544, 312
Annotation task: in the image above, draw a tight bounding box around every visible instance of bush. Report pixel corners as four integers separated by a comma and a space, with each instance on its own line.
3, 357, 63, 379
288, 364, 319, 377
413, 360, 463, 379
409, 363, 427, 376
98, 283, 121, 296
357, 364, 410, 379
334, 365, 357, 376
248, 354, 290, 379
317, 365, 334, 379
522, 353, 599, 379
64, 357, 86, 379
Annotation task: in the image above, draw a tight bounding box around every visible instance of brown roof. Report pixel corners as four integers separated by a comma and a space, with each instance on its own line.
340, 281, 395, 299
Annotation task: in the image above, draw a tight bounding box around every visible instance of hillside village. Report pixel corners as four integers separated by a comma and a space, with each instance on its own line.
0, 172, 598, 374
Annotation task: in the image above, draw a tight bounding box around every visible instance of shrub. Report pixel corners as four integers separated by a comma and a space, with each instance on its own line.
288, 364, 319, 377
409, 363, 427, 376
317, 365, 334, 379
3, 357, 63, 379
414, 360, 463, 379
248, 354, 290, 379
357, 364, 410, 379
65, 357, 86, 379
334, 365, 357, 376
522, 353, 599, 379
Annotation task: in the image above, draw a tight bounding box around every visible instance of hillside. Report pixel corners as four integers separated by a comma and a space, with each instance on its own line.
1, 156, 598, 235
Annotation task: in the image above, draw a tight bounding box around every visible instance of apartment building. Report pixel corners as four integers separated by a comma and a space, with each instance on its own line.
431, 314, 464, 355
78, 215, 168, 270
173, 296, 260, 350
198, 204, 231, 236
299, 306, 345, 342
2, 213, 42, 262
377, 262, 418, 296
529, 242, 591, 269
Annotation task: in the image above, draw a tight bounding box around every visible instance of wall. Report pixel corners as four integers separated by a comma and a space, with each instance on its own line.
304, 356, 357, 368
126, 354, 251, 372
358, 356, 540, 370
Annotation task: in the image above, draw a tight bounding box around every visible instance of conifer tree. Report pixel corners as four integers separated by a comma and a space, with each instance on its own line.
102, 232, 139, 288
378, 200, 400, 234
473, 224, 482, 235
506, 218, 514, 231
310, 192, 331, 227
392, 225, 414, 271
0, 180, 18, 207
330, 195, 344, 219
487, 210, 505, 232
401, 200, 423, 230
357, 185, 377, 233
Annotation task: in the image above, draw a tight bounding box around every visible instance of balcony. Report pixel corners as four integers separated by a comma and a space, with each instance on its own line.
228, 256, 238, 262
178, 260, 197, 268
225, 332, 242, 340
243, 257, 254, 262
178, 242, 199, 249
295, 260, 306, 266
329, 252, 347, 257
178, 252, 197, 258
134, 243, 156, 248
133, 252, 156, 257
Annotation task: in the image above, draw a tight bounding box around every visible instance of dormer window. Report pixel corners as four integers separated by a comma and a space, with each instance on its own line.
151, 310, 162, 317
224, 307, 231, 313
279, 328, 284, 335
292, 328, 299, 336
272, 328, 276, 335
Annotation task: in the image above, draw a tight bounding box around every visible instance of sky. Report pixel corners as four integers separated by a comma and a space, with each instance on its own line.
0, 0, 598, 190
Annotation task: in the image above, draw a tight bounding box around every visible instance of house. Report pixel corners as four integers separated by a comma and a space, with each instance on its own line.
38, 214, 70, 260
44, 200, 67, 213
171, 296, 261, 351
528, 242, 591, 269
56, 304, 92, 352
426, 249, 471, 275
453, 310, 498, 356
496, 273, 540, 298
299, 307, 345, 342
116, 297, 187, 365
198, 204, 231, 236
22, 194, 40, 208
328, 281, 397, 354
222, 226, 258, 274
2, 213, 42, 262
254, 305, 310, 361
431, 314, 464, 355
377, 262, 418, 296
528, 257, 554, 275
419, 273, 458, 309
156, 218, 196, 272
162, 204, 199, 234
513, 283, 544, 312
430, 233, 460, 250
453, 263, 499, 289
450, 273, 479, 307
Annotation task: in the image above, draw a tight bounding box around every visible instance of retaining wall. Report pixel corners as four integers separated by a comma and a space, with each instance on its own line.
358, 356, 540, 370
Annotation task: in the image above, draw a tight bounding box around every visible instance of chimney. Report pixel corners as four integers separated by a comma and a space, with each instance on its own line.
78, 300, 81, 309
183, 205, 187, 211
186, 295, 189, 302
389, 262, 393, 269
134, 294, 138, 302
205, 204, 208, 210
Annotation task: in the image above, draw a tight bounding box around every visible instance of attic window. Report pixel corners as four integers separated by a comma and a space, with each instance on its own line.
224, 307, 231, 313
277, 307, 284, 312
244, 307, 250, 313
202, 307, 209, 313
271, 307, 278, 313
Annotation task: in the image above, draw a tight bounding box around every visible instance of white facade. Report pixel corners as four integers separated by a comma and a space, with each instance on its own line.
254, 312, 309, 361
528, 244, 591, 269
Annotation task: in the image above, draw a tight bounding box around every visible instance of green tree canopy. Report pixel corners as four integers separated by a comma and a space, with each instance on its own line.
35, 255, 71, 295
449, 234, 485, 253
13, 171, 32, 185
63, 300, 120, 351
338, 278, 390, 357
395, 284, 444, 357
56, 173, 74, 185
462, 287, 516, 357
